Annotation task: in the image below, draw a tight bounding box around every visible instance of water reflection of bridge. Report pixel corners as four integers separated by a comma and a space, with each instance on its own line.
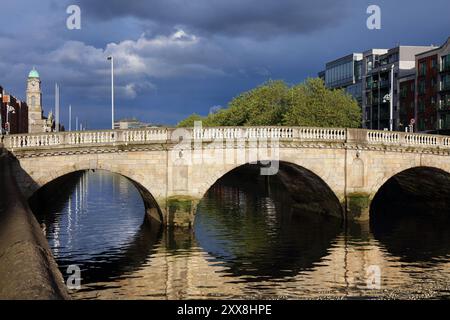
70, 226, 450, 300
32, 170, 450, 299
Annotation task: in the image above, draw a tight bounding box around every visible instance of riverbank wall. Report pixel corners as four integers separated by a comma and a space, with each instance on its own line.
0, 146, 70, 299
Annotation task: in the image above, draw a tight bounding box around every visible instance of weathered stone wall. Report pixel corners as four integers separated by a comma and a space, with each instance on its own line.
0, 148, 70, 299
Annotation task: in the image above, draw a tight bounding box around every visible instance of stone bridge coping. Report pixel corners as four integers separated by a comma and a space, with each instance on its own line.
3, 126, 450, 150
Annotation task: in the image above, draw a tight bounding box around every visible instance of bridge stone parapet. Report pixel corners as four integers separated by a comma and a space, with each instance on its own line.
3, 126, 450, 227
5, 127, 450, 152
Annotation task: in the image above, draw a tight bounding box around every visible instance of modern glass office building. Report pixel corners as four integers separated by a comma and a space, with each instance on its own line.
319, 53, 363, 105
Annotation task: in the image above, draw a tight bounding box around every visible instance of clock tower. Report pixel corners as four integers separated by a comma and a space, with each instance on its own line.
27, 67, 46, 133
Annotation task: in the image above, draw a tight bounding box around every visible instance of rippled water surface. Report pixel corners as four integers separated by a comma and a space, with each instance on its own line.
33, 170, 450, 300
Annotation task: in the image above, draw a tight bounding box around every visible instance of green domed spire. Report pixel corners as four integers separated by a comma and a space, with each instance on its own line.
28, 67, 40, 78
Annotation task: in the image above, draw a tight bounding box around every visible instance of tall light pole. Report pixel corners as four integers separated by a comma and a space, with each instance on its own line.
69, 105, 72, 131
382, 64, 396, 131
107, 56, 115, 130
6, 105, 15, 134
389, 64, 395, 131
55, 83, 60, 132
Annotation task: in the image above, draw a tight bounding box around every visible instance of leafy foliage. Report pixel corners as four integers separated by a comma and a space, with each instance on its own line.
177, 78, 361, 128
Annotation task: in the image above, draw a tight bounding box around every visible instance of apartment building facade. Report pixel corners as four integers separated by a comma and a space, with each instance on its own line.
362, 46, 436, 131
415, 37, 450, 134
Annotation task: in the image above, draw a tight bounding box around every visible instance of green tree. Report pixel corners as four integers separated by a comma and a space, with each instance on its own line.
225, 80, 289, 126
283, 78, 361, 128
177, 78, 361, 128
176, 113, 205, 127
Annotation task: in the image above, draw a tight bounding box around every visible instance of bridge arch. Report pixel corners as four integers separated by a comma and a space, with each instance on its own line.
196, 160, 344, 219
370, 166, 450, 218
370, 161, 450, 199
370, 166, 450, 262
20, 165, 164, 225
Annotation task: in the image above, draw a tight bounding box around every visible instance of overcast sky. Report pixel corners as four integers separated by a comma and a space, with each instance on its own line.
1, 0, 449, 128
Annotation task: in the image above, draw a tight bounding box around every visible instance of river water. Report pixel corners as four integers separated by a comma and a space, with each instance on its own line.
33, 170, 450, 300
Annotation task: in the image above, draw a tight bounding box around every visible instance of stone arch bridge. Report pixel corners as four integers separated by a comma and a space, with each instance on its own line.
3, 126, 450, 227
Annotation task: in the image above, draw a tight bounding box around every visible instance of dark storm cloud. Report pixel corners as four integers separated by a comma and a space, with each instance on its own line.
1, 0, 449, 129
78, 0, 353, 38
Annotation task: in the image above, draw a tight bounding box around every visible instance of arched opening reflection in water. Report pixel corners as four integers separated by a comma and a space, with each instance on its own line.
29, 170, 163, 284
194, 162, 343, 280
370, 167, 450, 263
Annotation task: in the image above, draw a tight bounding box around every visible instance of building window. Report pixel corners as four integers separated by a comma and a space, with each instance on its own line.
355, 62, 362, 81
432, 58, 438, 69
419, 61, 427, 76
431, 78, 436, 88
443, 75, 450, 90
31, 96, 36, 108
400, 85, 407, 98
418, 80, 426, 95
367, 59, 373, 72
442, 55, 450, 71
445, 94, 450, 105
418, 99, 425, 112
418, 118, 425, 131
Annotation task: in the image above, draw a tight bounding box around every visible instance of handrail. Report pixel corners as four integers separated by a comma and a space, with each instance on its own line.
3, 127, 450, 150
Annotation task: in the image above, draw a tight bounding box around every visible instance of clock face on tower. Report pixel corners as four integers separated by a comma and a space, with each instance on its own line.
29, 80, 38, 90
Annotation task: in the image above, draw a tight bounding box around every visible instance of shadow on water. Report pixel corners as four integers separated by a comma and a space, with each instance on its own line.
30, 170, 163, 285
370, 167, 450, 263
58, 222, 162, 284
194, 164, 343, 281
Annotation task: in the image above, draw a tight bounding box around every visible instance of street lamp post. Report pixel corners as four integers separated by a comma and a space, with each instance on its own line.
107, 56, 115, 130
389, 64, 394, 131
55, 83, 60, 132
6, 105, 15, 134
382, 64, 395, 131
69, 105, 72, 131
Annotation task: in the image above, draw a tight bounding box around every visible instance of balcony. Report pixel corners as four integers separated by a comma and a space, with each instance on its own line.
440, 62, 450, 73
379, 80, 390, 88
438, 100, 450, 111
440, 81, 450, 92
439, 120, 450, 130
369, 82, 379, 90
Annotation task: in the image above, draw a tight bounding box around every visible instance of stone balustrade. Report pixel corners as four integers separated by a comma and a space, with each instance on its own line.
297, 128, 346, 141
192, 127, 295, 140
366, 130, 449, 148
3, 127, 450, 151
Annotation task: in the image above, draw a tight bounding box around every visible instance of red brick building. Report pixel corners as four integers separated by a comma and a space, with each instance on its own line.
416, 53, 439, 132
415, 37, 450, 133
1, 86, 29, 135
399, 74, 415, 131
